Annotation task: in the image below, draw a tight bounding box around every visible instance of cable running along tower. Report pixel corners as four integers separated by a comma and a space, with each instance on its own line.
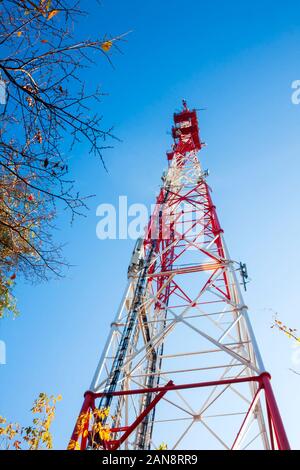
70, 102, 290, 451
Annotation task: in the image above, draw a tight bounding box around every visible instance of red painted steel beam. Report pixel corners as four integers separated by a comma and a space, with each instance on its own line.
260, 373, 290, 450
69, 391, 95, 450
108, 380, 173, 451
88, 375, 262, 400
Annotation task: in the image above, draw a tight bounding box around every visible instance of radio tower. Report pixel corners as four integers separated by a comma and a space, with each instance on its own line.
69, 102, 290, 451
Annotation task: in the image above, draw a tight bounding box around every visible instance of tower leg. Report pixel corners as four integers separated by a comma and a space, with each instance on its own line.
261, 373, 290, 450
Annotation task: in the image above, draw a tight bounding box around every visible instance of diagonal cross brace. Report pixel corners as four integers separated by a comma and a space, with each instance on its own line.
107, 380, 174, 450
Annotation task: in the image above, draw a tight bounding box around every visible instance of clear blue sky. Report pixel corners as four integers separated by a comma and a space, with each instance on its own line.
1, 0, 300, 449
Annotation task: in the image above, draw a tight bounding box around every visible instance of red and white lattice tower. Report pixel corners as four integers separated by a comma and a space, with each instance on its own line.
70, 102, 290, 451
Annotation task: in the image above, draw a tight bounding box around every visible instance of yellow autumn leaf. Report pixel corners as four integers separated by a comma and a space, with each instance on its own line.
13, 440, 22, 450
67, 439, 80, 450
47, 9, 59, 20
16, 31, 23, 37
41, 430, 51, 442
99, 428, 110, 440
157, 442, 168, 450
101, 40, 113, 52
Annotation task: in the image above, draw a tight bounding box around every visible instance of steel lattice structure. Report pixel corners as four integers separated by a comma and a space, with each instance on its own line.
69, 102, 290, 451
